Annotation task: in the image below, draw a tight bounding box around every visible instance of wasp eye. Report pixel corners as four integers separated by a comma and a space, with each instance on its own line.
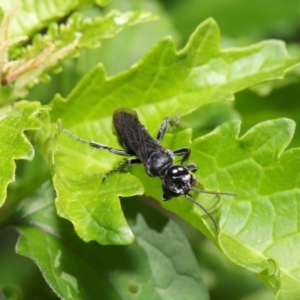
167, 166, 189, 177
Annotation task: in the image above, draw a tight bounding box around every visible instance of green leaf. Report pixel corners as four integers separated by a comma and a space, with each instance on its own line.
128, 201, 209, 300
192, 238, 273, 299
51, 18, 299, 123
15, 182, 209, 300
236, 86, 300, 149
95, 0, 110, 6
49, 18, 299, 244
44, 18, 300, 298
144, 117, 300, 299
17, 10, 157, 57
0, 101, 42, 208
180, 102, 239, 139
196, 118, 299, 300
53, 172, 143, 245
240, 289, 274, 300
2, 9, 156, 101
0, 286, 22, 300
3, 0, 97, 38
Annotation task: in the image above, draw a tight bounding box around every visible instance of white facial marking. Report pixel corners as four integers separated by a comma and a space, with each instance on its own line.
184, 175, 190, 180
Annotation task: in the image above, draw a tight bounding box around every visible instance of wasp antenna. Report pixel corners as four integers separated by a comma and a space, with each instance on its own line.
185, 194, 218, 232
191, 188, 237, 197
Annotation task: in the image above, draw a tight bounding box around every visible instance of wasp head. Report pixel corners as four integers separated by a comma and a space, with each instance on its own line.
162, 165, 197, 200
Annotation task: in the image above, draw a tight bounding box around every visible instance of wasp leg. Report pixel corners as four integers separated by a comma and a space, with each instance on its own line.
156, 115, 180, 142
90, 141, 132, 156
172, 147, 191, 164
102, 158, 142, 183
185, 163, 198, 172
58, 123, 132, 156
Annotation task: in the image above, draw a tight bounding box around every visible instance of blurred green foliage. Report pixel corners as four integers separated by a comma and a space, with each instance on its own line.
1, 0, 300, 299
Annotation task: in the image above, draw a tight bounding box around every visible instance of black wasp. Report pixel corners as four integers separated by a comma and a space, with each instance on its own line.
59, 108, 235, 230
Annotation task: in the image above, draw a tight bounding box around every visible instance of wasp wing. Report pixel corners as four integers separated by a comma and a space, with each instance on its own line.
113, 108, 162, 164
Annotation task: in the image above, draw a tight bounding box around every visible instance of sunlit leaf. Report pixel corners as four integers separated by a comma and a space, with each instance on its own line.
50, 18, 299, 241
2, 0, 98, 38
46, 18, 300, 299
0, 101, 42, 207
